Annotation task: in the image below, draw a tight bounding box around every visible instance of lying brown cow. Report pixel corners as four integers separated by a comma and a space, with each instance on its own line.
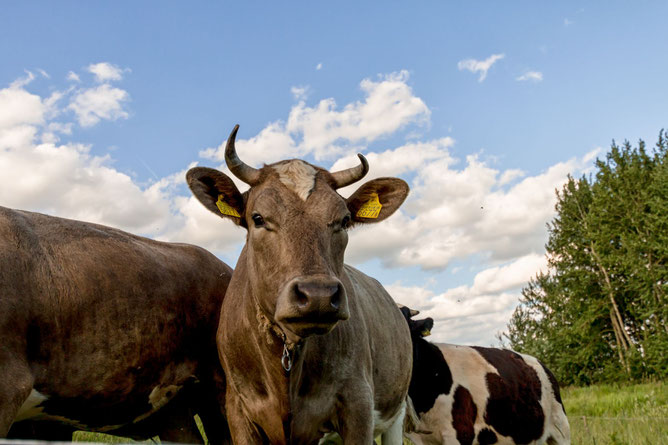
187, 125, 413, 443
399, 307, 570, 445
0, 206, 232, 443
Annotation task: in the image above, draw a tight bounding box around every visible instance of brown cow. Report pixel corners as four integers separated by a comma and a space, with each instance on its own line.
0, 206, 232, 443
186, 125, 414, 444
400, 307, 570, 445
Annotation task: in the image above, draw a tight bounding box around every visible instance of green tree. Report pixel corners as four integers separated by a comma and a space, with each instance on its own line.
506, 132, 668, 385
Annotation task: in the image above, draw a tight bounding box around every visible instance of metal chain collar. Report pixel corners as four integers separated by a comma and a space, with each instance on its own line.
281, 343, 293, 372
255, 301, 299, 373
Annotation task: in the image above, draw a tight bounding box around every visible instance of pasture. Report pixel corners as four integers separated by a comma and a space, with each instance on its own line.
563, 381, 667, 445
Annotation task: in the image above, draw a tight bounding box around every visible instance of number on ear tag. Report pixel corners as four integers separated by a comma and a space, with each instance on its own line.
216, 195, 241, 217
356, 193, 382, 219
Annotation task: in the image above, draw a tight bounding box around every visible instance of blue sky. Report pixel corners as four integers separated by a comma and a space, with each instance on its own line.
2, 1, 667, 344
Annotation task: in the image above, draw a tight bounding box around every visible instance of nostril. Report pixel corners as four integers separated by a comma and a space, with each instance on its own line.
330, 286, 341, 309
293, 280, 343, 313
294, 285, 309, 307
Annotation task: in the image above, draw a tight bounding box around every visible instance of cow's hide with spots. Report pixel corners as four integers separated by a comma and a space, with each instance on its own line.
400, 309, 570, 445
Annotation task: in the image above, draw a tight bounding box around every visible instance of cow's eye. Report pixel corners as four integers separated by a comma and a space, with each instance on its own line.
341, 215, 351, 230
252, 213, 265, 228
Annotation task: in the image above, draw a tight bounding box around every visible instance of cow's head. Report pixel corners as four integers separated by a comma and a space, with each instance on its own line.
399, 306, 434, 338
187, 125, 409, 341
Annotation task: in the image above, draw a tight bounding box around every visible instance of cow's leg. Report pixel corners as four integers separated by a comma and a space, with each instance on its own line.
338, 385, 374, 444
225, 391, 263, 443
152, 396, 203, 445
107, 386, 202, 443
192, 379, 232, 445
0, 356, 33, 437
380, 399, 406, 445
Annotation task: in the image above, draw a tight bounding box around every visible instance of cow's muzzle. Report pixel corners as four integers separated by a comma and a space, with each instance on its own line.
275, 275, 349, 338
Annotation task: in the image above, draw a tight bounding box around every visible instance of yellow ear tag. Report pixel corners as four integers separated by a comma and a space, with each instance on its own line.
356, 193, 382, 219
216, 195, 241, 217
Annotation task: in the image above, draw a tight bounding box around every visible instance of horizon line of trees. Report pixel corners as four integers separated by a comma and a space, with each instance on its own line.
505, 130, 667, 386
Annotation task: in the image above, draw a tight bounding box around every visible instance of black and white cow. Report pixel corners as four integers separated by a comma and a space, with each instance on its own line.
400, 307, 570, 445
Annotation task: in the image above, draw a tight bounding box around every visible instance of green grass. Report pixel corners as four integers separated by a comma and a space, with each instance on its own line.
72, 431, 140, 443
562, 381, 668, 445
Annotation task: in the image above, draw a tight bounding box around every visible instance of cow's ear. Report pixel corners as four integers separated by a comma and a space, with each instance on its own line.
346, 177, 409, 224
418, 318, 434, 337
187, 167, 245, 226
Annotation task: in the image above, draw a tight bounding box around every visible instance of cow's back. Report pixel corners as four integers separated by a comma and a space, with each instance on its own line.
0, 206, 232, 436
408, 343, 570, 445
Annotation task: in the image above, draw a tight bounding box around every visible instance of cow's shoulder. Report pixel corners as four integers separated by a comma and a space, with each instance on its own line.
342, 264, 384, 295
409, 338, 453, 415
341, 264, 400, 320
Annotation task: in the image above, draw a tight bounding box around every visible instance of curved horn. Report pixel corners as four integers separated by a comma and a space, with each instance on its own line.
331, 154, 369, 189
225, 124, 261, 185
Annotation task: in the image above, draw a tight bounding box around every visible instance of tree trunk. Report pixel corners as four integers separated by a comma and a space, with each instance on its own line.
610, 308, 631, 375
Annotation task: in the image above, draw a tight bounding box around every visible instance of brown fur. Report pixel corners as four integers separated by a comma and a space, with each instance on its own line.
0, 206, 233, 443
188, 155, 413, 443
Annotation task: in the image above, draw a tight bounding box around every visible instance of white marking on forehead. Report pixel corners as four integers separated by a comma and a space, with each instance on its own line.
15, 389, 48, 421
272, 160, 317, 201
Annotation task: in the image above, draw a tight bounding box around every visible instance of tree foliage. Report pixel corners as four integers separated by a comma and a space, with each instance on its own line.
506, 132, 668, 385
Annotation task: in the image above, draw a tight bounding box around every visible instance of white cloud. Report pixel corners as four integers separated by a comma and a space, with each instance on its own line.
471, 253, 547, 295
287, 71, 430, 159
386, 283, 438, 313
388, 279, 521, 345
0, 85, 45, 130
458, 53, 505, 82
342, 146, 584, 271
67, 71, 81, 82
291, 85, 310, 101
516, 71, 543, 82
87, 62, 126, 82
68, 84, 130, 127
157, 193, 245, 254
10, 71, 36, 89
498, 168, 525, 185
0, 139, 172, 236
201, 71, 430, 163
388, 254, 547, 345
0, 70, 166, 236
332, 137, 455, 187
200, 120, 301, 172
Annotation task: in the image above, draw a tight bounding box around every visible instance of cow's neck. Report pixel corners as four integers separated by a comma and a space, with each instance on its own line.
254, 300, 301, 355
223, 259, 303, 442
